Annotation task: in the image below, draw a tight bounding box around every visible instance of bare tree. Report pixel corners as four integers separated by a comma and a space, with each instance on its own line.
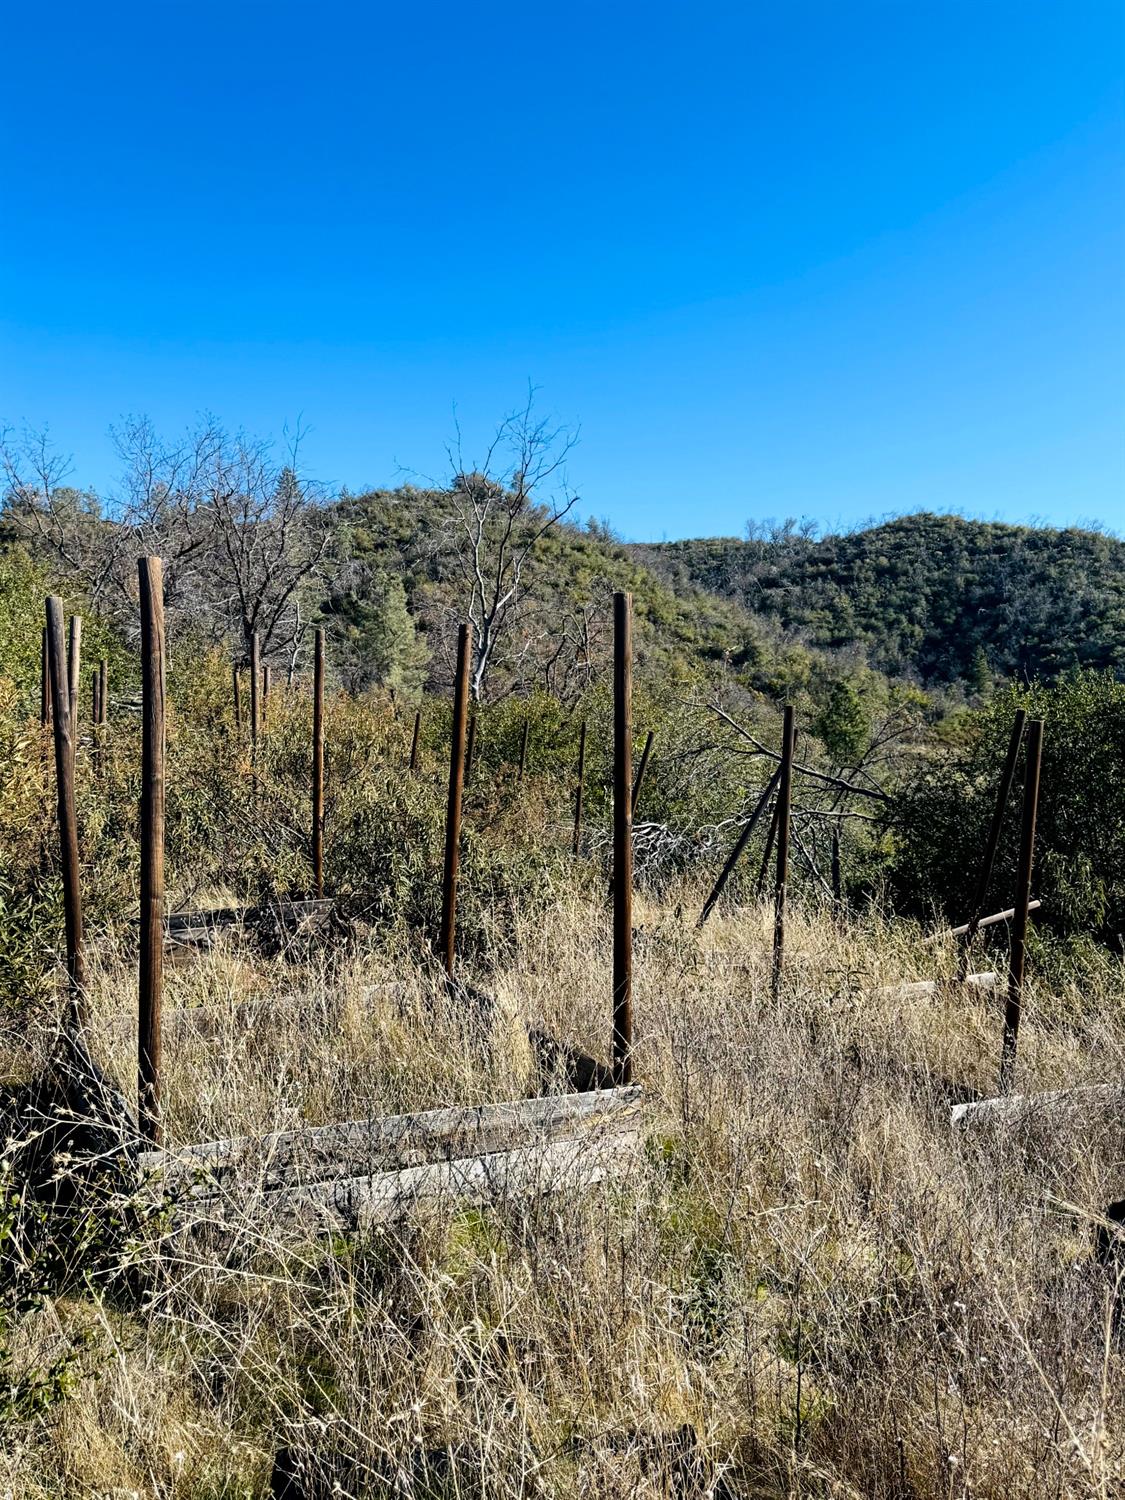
0, 426, 120, 599
442, 391, 579, 702
3, 416, 334, 666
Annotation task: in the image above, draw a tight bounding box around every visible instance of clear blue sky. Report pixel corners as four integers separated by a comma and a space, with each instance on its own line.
2, 2, 1122, 540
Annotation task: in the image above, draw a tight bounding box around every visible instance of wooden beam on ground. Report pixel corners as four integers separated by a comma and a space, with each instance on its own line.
141, 1085, 643, 1197
162, 898, 334, 948
951, 1082, 1125, 1130
876, 972, 999, 1002
183, 1127, 644, 1234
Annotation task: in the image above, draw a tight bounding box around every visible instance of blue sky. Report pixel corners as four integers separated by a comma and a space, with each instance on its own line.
2, 2, 1122, 540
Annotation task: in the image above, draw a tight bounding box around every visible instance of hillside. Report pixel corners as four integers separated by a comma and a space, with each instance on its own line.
636, 513, 1125, 686
326, 486, 856, 703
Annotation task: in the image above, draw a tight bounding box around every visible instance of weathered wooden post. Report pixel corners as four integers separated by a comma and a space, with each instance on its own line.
137, 558, 166, 1143
46, 597, 86, 1030
572, 718, 587, 857
958, 709, 1027, 976
999, 718, 1044, 1095
249, 633, 261, 749
67, 615, 81, 769
439, 623, 472, 979
630, 729, 655, 818
261, 663, 271, 728
312, 627, 325, 899
613, 591, 633, 1085
697, 765, 783, 928
409, 709, 421, 772
232, 667, 242, 730
40, 625, 51, 728
464, 712, 477, 789
770, 705, 796, 999
517, 716, 530, 781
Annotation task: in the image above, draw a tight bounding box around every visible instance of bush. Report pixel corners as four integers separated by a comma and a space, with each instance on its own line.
888, 671, 1125, 942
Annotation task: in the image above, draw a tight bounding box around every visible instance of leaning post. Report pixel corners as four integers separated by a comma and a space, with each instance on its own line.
612, 591, 634, 1085
572, 718, 587, 857
630, 729, 656, 819
439, 623, 472, 979
698, 765, 783, 929
464, 712, 478, 790
999, 718, 1044, 1095
770, 705, 796, 999
67, 615, 81, 770
46, 597, 86, 1031
40, 625, 51, 728
312, 627, 325, 899
958, 708, 1027, 977
249, 632, 261, 749
137, 557, 166, 1144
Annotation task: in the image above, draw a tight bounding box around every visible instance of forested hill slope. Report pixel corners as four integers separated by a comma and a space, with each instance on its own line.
635, 513, 1125, 686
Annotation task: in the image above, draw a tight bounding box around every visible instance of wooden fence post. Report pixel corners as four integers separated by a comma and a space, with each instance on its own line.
613, 591, 633, 1085
572, 718, 587, 857
312, 627, 325, 899
409, 709, 421, 771
630, 729, 655, 819
517, 716, 529, 780
439, 623, 472, 979
1000, 718, 1044, 1095
698, 765, 783, 929
45, 597, 86, 1030
770, 705, 796, 999
958, 708, 1027, 975
137, 558, 166, 1144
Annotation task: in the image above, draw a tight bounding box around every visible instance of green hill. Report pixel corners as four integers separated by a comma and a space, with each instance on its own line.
635, 513, 1125, 686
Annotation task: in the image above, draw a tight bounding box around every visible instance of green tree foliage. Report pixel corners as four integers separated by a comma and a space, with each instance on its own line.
640, 513, 1125, 687
813, 680, 871, 765
889, 672, 1125, 941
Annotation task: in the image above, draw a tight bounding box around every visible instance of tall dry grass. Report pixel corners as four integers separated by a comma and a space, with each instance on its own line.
2, 890, 1123, 1498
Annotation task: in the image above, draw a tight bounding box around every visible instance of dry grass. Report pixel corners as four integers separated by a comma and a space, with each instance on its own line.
3, 891, 1124, 1499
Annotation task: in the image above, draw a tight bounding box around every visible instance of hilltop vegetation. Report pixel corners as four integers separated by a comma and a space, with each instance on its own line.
638, 512, 1125, 687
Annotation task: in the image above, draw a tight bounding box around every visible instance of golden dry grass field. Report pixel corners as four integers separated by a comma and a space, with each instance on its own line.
2, 889, 1122, 1499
